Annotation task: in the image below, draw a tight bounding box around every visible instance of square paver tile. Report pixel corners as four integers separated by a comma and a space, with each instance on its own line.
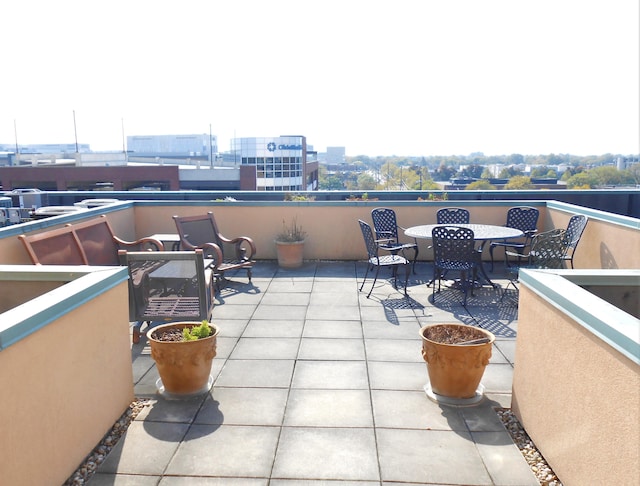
165, 425, 280, 477
305, 304, 361, 320
472, 431, 540, 485
252, 304, 308, 320
195, 387, 289, 426
291, 361, 369, 389
303, 320, 363, 339
242, 319, 304, 338
284, 389, 373, 427
371, 389, 466, 430
229, 337, 300, 359
297, 338, 365, 360
376, 428, 492, 484
215, 359, 295, 388
365, 338, 423, 362
368, 361, 426, 390
272, 427, 379, 481
97, 422, 189, 475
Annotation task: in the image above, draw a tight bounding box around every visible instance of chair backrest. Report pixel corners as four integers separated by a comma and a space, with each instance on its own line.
437, 207, 470, 225
371, 208, 399, 241
118, 249, 212, 322
358, 219, 379, 260
505, 206, 539, 232
528, 228, 568, 269
174, 212, 225, 256
72, 216, 121, 265
432, 225, 476, 265
563, 215, 588, 253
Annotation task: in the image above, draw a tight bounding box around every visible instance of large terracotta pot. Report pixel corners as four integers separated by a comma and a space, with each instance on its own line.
275, 240, 305, 268
147, 321, 220, 396
420, 323, 495, 399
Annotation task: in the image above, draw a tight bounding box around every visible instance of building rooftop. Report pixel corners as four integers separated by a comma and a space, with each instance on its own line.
88, 260, 540, 485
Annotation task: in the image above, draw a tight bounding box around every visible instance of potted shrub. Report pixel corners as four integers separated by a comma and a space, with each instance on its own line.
147, 320, 220, 397
419, 323, 495, 404
275, 217, 306, 268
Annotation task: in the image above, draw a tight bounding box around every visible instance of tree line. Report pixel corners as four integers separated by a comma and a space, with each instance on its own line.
319, 153, 639, 190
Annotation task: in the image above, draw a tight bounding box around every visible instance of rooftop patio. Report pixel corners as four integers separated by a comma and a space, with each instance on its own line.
95, 259, 538, 485
0, 196, 638, 485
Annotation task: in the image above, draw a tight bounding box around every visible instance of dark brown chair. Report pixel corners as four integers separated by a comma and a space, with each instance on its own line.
118, 249, 216, 342
173, 212, 256, 289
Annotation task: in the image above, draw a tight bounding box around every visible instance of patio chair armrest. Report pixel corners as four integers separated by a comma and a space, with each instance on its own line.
227, 235, 257, 260
113, 235, 164, 251
196, 242, 225, 270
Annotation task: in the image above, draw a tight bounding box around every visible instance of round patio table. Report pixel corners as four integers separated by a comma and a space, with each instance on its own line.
405, 223, 523, 242
405, 224, 524, 287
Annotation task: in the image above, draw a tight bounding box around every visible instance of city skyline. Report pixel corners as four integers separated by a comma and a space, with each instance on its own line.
2, 0, 638, 157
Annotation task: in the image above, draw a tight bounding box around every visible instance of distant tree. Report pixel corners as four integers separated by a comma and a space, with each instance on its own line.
465, 180, 496, 190
625, 163, 640, 184
434, 164, 457, 181
499, 166, 523, 178
504, 176, 533, 190
320, 175, 345, 190
459, 164, 484, 179
566, 172, 597, 189
356, 172, 378, 190
530, 165, 550, 177
590, 166, 635, 186
480, 167, 493, 179
508, 154, 524, 165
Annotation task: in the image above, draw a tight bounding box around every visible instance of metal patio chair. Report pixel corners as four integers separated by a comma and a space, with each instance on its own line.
431, 225, 478, 305
371, 207, 419, 273
118, 249, 216, 343
358, 219, 410, 298
489, 206, 540, 271
502, 228, 569, 298
437, 207, 470, 225
173, 211, 256, 290
561, 214, 588, 269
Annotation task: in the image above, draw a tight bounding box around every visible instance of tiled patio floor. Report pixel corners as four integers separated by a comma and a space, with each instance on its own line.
90, 260, 538, 485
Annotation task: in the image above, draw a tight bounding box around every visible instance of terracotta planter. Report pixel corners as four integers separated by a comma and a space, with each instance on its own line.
147, 321, 220, 396
275, 240, 305, 268
420, 323, 495, 400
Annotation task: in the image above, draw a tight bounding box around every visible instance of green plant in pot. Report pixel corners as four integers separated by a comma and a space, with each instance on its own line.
147, 320, 220, 397
275, 217, 307, 268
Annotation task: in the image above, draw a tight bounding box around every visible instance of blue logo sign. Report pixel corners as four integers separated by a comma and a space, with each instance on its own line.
267, 142, 276, 152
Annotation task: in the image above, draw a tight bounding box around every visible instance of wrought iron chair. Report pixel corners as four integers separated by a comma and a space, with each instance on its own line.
437, 207, 470, 225
173, 212, 256, 290
371, 208, 419, 273
118, 249, 216, 343
431, 225, 478, 305
489, 206, 540, 271
502, 228, 568, 298
561, 215, 588, 269
358, 219, 410, 298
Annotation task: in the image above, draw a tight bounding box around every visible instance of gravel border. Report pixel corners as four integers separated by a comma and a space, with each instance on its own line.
63, 398, 151, 485
497, 408, 563, 485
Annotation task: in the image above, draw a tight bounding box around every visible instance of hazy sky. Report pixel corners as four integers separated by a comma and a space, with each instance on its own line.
2, 0, 638, 157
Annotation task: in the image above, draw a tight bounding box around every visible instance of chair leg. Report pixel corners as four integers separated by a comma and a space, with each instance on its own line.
367, 266, 381, 298
403, 262, 409, 295
359, 265, 371, 292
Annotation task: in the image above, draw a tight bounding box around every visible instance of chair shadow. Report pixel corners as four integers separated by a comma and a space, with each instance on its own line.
215, 279, 261, 304
428, 285, 518, 338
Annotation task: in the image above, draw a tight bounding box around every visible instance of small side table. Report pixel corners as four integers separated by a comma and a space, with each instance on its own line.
150, 233, 181, 251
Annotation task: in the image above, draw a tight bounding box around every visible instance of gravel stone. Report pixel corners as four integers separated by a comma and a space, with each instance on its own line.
63, 398, 151, 485
497, 407, 563, 486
